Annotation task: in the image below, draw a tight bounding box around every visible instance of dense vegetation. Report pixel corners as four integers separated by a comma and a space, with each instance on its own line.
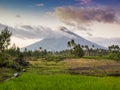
0, 27, 28, 71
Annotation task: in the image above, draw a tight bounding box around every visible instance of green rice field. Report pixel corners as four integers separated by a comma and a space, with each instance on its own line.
0, 73, 120, 90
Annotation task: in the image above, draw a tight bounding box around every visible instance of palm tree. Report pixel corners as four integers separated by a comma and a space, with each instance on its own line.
85, 45, 89, 50
92, 45, 96, 55
81, 45, 84, 48
85, 45, 89, 56
115, 45, 119, 51
111, 45, 115, 51
67, 41, 71, 48
39, 47, 42, 52
92, 45, 95, 49
71, 39, 76, 47
108, 46, 112, 51
67, 39, 76, 49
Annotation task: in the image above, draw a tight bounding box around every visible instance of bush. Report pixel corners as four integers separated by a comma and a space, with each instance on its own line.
0, 53, 12, 67
108, 52, 120, 61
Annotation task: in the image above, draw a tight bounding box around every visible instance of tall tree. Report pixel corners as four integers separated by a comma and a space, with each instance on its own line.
0, 27, 12, 52
67, 41, 71, 48
67, 39, 76, 49
71, 39, 76, 47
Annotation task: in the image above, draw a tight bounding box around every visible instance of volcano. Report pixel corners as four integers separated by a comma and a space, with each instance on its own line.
22, 27, 106, 51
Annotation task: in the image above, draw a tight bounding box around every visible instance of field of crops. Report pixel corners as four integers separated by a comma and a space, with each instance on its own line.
0, 73, 120, 90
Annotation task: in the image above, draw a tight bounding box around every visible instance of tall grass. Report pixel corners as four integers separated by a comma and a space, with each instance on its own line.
0, 73, 120, 90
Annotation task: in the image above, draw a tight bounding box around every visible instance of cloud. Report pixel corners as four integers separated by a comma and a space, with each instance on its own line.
87, 37, 120, 47
21, 25, 33, 30
58, 26, 81, 37
0, 24, 52, 39
86, 32, 92, 36
16, 15, 21, 18
77, 26, 92, 31
35, 3, 44, 7
54, 6, 119, 26
0, 24, 68, 39
76, 0, 92, 4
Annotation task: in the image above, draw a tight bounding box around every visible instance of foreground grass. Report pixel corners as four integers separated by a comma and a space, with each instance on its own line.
0, 73, 120, 90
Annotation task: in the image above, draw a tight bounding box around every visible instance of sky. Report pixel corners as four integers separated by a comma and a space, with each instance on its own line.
0, 0, 120, 47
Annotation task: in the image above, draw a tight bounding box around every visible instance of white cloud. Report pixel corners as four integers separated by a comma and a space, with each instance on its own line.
16, 15, 21, 18
76, 0, 92, 4
87, 37, 120, 47
35, 3, 44, 7
0, 23, 70, 39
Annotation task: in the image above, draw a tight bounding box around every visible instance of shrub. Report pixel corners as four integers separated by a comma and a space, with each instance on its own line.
0, 53, 11, 67
108, 52, 120, 61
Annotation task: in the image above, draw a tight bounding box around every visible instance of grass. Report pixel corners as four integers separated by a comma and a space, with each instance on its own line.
0, 58, 120, 90
29, 60, 67, 75
64, 58, 120, 76
27, 58, 120, 76
83, 56, 109, 59
0, 73, 120, 90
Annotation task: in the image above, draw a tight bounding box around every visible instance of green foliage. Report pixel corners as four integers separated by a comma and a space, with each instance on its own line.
0, 27, 13, 67
73, 44, 84, 58
108, 51, 120, 61
67, 40, 84, 58
0, 27, 28, 69
107, 45, 120, 61
0, 27, 12, 52
6, 45, 21, 57
0, 52, 17, 68
83, 56, 109, 60
108, 45, 119, 52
